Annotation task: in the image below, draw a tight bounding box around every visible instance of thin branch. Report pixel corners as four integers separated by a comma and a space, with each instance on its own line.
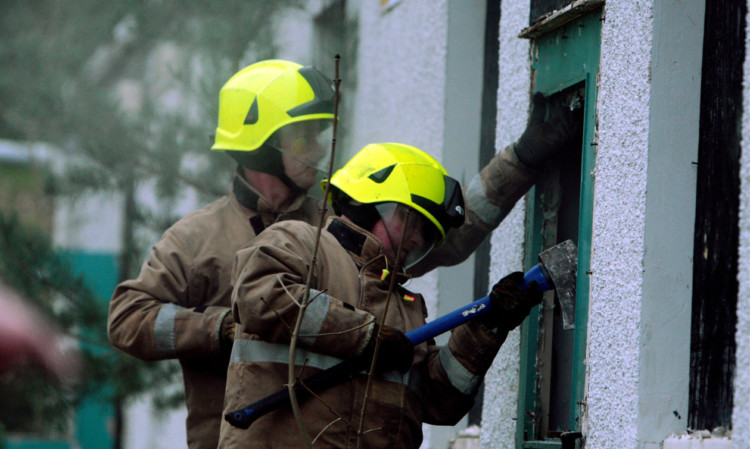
355, 209, 414, 449
276, 273, 302, 307
258, 296, 292, 332
312, 418, 342, 446
300, 383, 354, 427
266, 275, 330, 334
288, 55, 342, 448
299, 318, 374, 338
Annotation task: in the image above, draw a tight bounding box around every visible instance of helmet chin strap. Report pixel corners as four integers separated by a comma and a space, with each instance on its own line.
255, 142, 312, 195
227, 144, 308, 195
276, 171, 308, 195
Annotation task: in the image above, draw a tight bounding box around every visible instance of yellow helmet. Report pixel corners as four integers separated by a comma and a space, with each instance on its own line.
211, 59, 335, 153
322, 143, 465, 245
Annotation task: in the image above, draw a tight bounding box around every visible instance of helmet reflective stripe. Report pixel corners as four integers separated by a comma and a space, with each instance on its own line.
322, 143, 465, 245
211, 59, 335, 153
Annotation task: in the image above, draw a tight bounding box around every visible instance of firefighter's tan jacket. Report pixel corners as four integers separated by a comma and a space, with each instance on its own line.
219, 217, 509, 449
107, 145, 535, 449
107, 174, 323, 449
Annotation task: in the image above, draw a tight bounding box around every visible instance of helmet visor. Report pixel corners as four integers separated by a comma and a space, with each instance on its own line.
270, 119, 334, 173
374, 203, 440, 269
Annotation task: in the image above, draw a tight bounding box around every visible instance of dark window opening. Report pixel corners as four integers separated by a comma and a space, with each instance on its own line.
528, 85, 584, 440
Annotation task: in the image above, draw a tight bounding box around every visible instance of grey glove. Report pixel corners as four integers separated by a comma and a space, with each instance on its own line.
513, 92, 583, 170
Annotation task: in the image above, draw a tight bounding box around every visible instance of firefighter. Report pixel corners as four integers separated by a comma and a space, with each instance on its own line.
218, 143, 542, 448
108, 57, 575, 448
108, 59, 337, 449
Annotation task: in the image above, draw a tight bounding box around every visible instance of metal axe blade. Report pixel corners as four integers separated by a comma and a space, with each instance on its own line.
538, 240, 578, 330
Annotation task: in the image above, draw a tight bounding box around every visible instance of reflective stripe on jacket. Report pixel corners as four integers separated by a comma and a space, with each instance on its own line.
107, 173, 324, 449
218, 217, 508, 449
109, 143, 534, 449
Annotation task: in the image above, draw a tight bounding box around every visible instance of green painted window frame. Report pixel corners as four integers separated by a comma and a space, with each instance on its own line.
516, 8, 602, 448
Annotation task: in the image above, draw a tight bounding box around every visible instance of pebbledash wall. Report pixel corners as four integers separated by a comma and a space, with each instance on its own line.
484, 1, 750, 449
480, 0, 530, 446
486, 0, 682, 448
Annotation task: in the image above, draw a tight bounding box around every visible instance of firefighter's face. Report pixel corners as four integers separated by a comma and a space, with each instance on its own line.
370, 203, 438, 268
276, 120, 331, 189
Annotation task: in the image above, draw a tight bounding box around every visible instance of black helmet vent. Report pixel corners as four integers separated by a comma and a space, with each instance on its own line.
368, 164, 396, 183
244, 97, 259, 125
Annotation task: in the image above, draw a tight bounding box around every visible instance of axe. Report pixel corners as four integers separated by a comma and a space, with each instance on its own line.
225, 240, 578, 429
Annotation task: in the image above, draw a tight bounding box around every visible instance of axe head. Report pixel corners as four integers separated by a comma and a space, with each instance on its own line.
538, 240, 578, 330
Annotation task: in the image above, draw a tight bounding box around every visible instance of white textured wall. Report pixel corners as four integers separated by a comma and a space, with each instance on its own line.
349, 0, 448, 160
586, 2, 653, 449
480, 1, 530, 449
349, 0, 448, 318
734, 2, 750, 447
480, 2, 715, 448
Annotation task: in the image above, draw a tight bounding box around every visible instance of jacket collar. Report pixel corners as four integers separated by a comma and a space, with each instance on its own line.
325, 217, 411, 284
233, 172, 260, 211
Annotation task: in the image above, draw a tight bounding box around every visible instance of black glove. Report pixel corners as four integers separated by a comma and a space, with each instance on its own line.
513, 92, 583, 170
479, 272, 543, 331
359, 323, 414, 373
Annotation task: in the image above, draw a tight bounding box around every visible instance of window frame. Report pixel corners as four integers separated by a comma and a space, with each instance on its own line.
516, 7, 602, 448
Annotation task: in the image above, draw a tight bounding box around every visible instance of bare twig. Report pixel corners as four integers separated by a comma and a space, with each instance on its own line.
355, 209, 414, 449
269, 275, 330, 332
258, 296, 292, 332
312, 418, 343, 446
275, 274, 328, 308
300, 384, 354, 428
288, 55, 342, 448
300, 318, 375, 338
277, 273, 303, 307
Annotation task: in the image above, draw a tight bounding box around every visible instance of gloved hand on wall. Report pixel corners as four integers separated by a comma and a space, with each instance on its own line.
513, 92, 583, 170
359, 323, 414, 373
479, 271, 543, 331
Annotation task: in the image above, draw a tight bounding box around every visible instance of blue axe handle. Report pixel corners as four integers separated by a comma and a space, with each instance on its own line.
406, 264, 550, 345
225, 264, 551, 429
